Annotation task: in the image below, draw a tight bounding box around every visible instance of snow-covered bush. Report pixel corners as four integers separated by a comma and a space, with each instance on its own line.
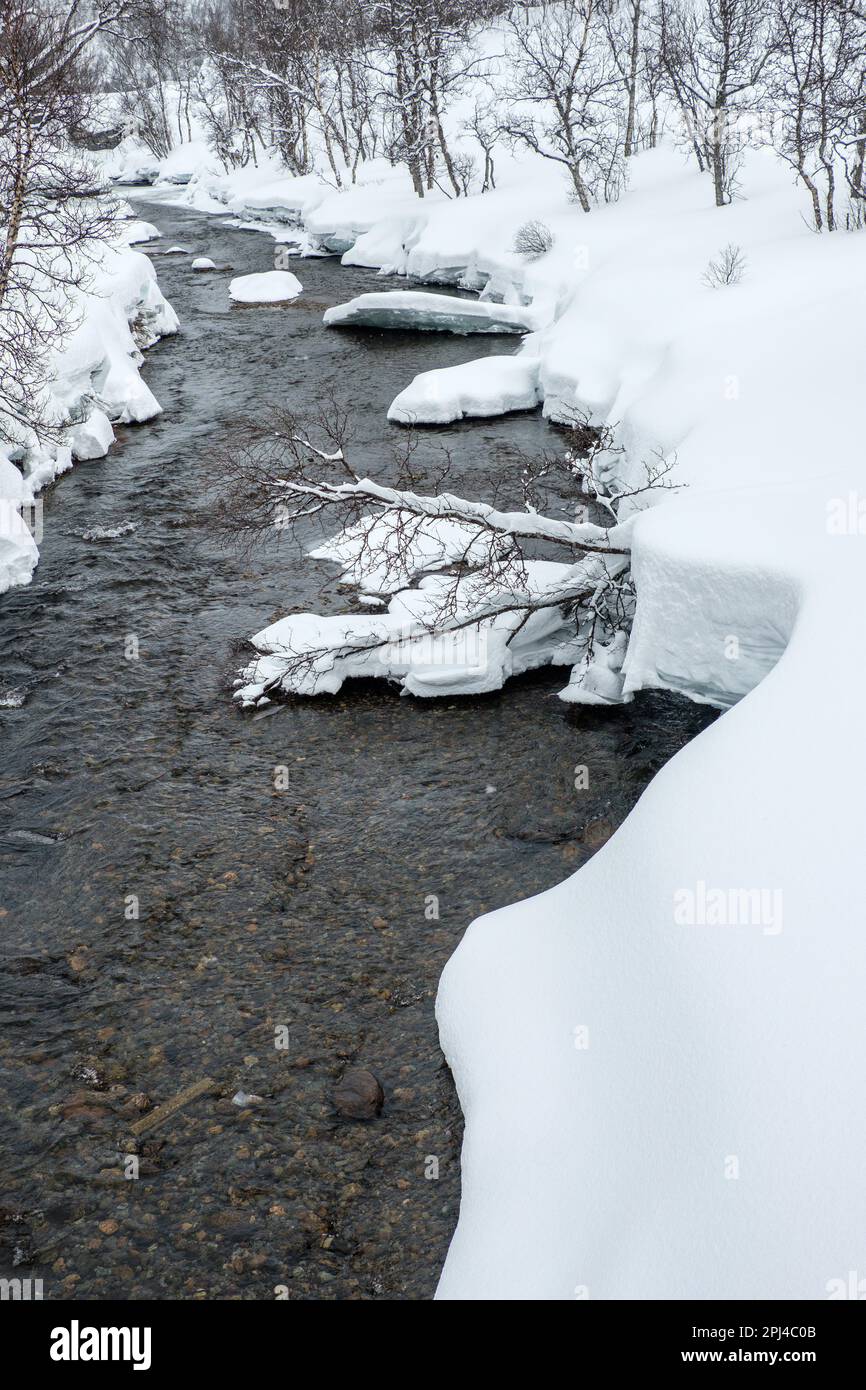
513, 220, 555, 260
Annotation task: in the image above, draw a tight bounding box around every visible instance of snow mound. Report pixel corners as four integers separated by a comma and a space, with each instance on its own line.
229, 270, 303, 303
111, 153, 161, 186
0, 457, 39, 594
68, 409, 115, 461
157, 140, 218, 186
123, 220, 161, 244
388, 355, 541, 424
324, 291, 537, 335
191, 257, 217, 271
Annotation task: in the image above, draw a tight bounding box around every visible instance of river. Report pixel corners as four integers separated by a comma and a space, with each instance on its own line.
0, 202, 715, 1300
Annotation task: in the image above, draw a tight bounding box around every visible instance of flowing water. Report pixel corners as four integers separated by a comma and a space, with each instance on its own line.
0, 202, 716, 1300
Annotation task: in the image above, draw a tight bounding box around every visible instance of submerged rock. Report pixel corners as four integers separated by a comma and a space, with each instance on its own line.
334, 1069, 384, 1121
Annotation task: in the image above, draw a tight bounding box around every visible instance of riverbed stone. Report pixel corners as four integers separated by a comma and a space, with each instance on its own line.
334, 1069, 384, 1120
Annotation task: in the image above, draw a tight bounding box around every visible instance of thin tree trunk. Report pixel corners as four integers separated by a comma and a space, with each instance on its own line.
570, 162, 592, 213
624, 0, 642, 157
712, 103, 727, 206
0, 124, 31, 308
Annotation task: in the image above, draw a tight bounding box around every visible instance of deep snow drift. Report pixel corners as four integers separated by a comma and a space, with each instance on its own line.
431, 152, 866, 1300
118, 129, 866, 1299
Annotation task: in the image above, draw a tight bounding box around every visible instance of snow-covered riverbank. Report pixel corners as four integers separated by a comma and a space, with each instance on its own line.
0, 230, 178, 595
116, 132, 866, 1299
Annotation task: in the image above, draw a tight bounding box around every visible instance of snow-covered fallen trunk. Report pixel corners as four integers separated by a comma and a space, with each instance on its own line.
324, 290, 538, 335
235, 560, 588, 704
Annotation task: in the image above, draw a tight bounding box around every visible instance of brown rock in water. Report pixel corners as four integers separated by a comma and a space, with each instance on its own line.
334, 1068, 384, 1121
582, 816, 614, 850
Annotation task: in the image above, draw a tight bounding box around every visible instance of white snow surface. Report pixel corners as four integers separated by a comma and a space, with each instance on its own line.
310, 515, 499, 596
434, 149, 866, 1300
228, 270, 303, 303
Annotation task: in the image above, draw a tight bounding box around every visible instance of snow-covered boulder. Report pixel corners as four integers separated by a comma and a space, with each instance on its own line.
229, 270, 303, 303
324, 290, 537, 335
191, 257, 217, 271
122, 220, 161, 245
388, 355, 542, 424
67, 408, 115, 461
111, 154, 161, 186
311, 515, 498, 596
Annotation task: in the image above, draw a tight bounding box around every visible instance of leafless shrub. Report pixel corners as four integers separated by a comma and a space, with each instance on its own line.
701, 243, 747, 287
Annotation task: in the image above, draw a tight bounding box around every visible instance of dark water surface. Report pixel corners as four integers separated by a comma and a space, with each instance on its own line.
0, 202, 716, 1300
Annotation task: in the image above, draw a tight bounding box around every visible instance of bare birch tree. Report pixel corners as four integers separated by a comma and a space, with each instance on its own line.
602, 0, 644, 157
659, 0, 775, 204
501, 0, 627, 210
768, 0, 865, 230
